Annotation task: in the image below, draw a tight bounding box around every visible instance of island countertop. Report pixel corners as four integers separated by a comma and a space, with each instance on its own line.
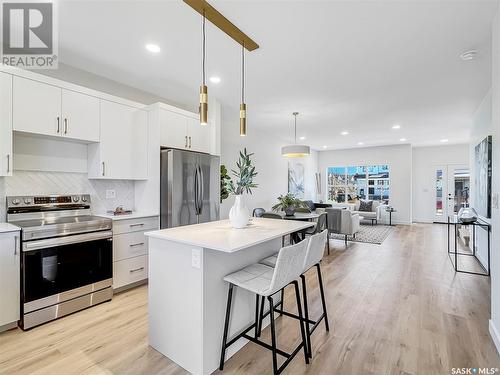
145, 217, 313, 253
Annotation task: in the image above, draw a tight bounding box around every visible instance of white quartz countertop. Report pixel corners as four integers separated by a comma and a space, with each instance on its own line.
0, 223, 20, 233
145, 218, 314, 253
95, 212, 159, 221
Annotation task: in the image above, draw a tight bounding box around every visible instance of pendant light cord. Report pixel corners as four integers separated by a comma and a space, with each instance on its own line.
202, 11, 206, 85
294, 114, 297, 144
241, 44, 244, 102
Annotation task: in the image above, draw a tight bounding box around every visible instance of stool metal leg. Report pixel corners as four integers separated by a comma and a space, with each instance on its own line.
257, 295, 265, 338
279, 288, 284, 317
300, 274, 312, 358
268, 296, 279, 375
254, 294, 260, 338
293, 280, 310, 364
219, 284, 234, 370
316, 263, 330, 331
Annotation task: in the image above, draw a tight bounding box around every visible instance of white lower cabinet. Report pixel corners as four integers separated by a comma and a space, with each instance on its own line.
0, 231, 20, 329
112, 216, 158, 290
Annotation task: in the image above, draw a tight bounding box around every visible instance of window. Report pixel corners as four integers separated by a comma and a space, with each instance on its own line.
327, 164, 390, 204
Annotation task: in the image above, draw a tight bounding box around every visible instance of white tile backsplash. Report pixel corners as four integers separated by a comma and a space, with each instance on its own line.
0, 171, 135, 220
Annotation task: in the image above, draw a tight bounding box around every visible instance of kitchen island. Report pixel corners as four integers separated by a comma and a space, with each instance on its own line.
145, 218, 313, 375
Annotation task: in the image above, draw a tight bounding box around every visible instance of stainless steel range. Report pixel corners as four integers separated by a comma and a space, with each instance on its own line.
6, 194, 113, 330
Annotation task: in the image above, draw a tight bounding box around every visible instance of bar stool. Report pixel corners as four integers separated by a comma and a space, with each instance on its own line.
260, 230, 330, 359
219, 239, 310, 375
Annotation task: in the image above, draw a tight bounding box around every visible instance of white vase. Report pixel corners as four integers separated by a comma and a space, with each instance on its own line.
229, 195, 250, 228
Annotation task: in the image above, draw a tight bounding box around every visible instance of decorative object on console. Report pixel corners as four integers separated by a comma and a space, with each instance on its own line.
282, 112, 311, 157
272, 193, 308, 216
474, 135, 492, 218
457, 207, 478, 223
226, 148, 258, 228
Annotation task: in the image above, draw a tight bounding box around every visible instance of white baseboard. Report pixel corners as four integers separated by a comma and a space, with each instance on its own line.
489, 319, 500, 355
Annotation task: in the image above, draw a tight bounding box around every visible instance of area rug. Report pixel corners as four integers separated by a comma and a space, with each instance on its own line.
329, 224, 394, 245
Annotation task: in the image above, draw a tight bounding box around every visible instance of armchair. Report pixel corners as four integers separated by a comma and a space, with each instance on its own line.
326, 208, 360, 248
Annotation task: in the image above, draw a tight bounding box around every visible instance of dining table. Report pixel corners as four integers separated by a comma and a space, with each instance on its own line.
279, 212, 320, 242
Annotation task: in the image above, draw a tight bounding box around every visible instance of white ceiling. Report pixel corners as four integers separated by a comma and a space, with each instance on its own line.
58, 0, 497, 149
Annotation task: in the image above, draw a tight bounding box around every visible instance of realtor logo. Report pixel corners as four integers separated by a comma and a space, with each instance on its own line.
1, 1, 58, 69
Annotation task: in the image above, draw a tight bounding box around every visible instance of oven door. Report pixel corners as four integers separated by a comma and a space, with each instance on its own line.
22, 230, 113, 307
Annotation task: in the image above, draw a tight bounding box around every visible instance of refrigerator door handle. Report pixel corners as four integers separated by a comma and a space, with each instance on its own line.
198, 166, 204, 215
194, 164, 199, 215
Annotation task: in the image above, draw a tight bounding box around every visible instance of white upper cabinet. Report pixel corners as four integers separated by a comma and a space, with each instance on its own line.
159, 108, 211, 154
13, 76, 61, 137
0, 72, 13, 177
88, 100, 148, 180
187, 117, 211, 154
0, 231, 21, 327
61, 89, 100, 142
160, 109, 188, 149
12, 76, 100, 142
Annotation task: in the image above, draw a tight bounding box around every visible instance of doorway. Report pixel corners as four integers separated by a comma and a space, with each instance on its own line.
433, 165, 470, 223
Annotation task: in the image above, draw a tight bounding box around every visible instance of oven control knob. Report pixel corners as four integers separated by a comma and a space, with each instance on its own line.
11, 198, 21, 205
73, 196, 80, 203
81, 196, 88, 202
23, 198, 32, 205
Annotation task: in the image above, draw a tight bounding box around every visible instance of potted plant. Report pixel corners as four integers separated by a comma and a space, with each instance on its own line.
220, 165, 231, 203
272, 193, 307, 216
225, 148, 258, 228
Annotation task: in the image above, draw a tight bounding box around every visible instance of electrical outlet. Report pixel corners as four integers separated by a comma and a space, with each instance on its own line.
191, 249, 201, 269
105, 189, 116, 199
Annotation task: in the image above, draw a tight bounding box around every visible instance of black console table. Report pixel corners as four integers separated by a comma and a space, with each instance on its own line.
447, 216, 490, 276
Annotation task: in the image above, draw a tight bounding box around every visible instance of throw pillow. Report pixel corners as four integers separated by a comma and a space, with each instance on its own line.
359, 200, 373, 212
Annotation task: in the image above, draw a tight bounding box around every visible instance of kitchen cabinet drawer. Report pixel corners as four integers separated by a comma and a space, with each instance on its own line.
113, 255, 148, 289
113, 231, 148, 262
112, 216, 159, 235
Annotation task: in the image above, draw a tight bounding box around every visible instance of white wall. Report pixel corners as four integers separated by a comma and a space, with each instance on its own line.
412, 144, 469, 223
317, 144, 412, 224
220, 119, 318, 219
489, 7, 500, 355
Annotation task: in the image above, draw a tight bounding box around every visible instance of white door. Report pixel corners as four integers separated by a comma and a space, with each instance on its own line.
187, 117, 211, 153
0, 73, 13, 176
100, 100, 148, 180
0, 232, 20, 326
433, 165, 470, 223
13, 76, 62, 137
159, 109, 188, 149
61, 89, 100, 142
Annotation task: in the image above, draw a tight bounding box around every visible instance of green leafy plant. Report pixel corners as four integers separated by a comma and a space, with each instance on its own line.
272, 193, 307, 212
220, 165, 231, 203
225, 148, 258, 195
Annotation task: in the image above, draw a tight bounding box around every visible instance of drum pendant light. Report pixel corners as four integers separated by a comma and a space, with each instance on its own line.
240, 43, 246, 136
199, 11, 208, 126
281, 112, 310, 157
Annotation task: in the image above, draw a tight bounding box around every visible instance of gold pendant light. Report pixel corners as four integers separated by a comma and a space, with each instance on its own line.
240, 43, 246, 136
199, 11, 208, 126
281, 112, 311, 157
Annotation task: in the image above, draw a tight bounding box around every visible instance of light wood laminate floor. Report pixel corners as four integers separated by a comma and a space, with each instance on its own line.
1, 224, 499, 374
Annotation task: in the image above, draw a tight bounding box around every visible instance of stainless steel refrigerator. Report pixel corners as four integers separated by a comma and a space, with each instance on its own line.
160, 149, 220, 228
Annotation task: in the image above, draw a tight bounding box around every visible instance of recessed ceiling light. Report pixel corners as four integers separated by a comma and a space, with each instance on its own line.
357, 142, 364, 146
440, 139, 449, 143
399, 138, 407, 142
145, 43, 161, 53
209, 76, 221, 84
322, 145, 327, 149
299, 136, 306, 140
460, 50, 477, 61
392, 124, 401, 129
341, 131, 349, 136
